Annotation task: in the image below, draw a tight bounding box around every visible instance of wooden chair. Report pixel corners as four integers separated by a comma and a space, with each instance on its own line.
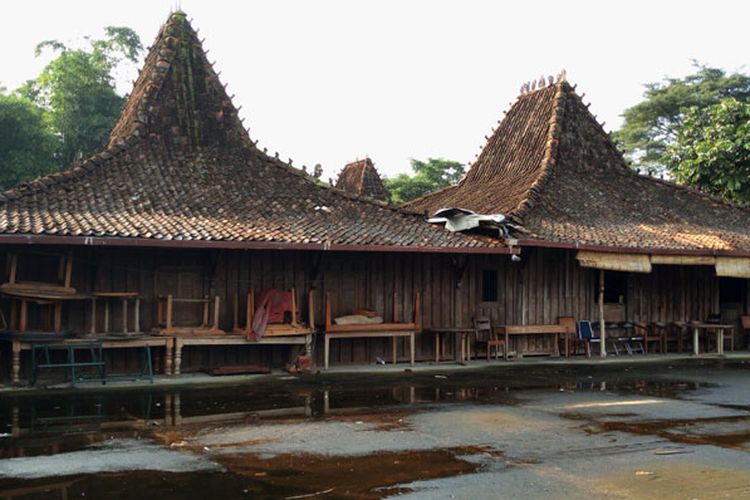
742, 315, 750, 350
558, 316, 577, 356
637, 322, 665, 353
663, 322, 685, 353
474, 317, 504, 360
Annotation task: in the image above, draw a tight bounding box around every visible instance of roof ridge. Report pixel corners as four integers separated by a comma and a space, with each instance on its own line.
357, 158, 369, 192
509, 81, 568, 222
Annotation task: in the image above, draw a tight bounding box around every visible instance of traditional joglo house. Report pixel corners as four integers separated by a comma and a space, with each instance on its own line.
0, 12, 748, 383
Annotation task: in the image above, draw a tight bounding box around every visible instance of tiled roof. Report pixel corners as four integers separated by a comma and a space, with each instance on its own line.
335, 158, 390, 202
407, 80, 750, 254
0, 12, 502, 253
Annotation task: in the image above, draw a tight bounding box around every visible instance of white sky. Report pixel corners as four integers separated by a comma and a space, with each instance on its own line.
1, 0, 748, 180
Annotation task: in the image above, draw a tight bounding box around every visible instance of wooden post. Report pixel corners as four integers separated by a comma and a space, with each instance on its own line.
90, 299, 97, 335
53, 303, 62, 332
232, 293, 239, 330
599, 269, 606, 358
414, 293, 422, 332
12, 341, 21, 383
134, 298, 140, 334
308, 290, 315, 329
324, 293, 332, 331
291, 288, 297, 325
174, 338, 182, 375
19, 300, 28, 332
63, 252, 73, 289
104, 301, 110, 334
122, 298, 128, 334
165, 338, 174, 375
202, 297, 210, 327
8, 253, 17, 284
324, 334, 330, 370
166, 295, 173, 331
212, 296, 220, 330
247, 291, 254, 330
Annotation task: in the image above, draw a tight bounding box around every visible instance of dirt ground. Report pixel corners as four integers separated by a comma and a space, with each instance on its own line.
1, 360, 749, 499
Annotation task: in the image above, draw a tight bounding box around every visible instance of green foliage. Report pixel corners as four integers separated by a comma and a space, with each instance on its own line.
615, 64, 750, 174
665, 98, 750, 204
385, 158, 465, 203
0, 93, 57, 189
20, 27, 142, 166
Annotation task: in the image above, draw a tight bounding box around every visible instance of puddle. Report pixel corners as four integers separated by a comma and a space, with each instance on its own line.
0, 360, 748, 498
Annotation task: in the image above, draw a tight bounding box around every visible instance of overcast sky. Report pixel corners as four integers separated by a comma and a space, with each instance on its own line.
1, 1, 748, 180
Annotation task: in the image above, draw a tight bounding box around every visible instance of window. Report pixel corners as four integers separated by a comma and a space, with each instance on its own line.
720, 277, 744, 304
481, 269, 498, 302
599, 271, 627, 303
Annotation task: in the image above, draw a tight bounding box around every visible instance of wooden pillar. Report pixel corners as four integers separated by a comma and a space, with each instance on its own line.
599, 269, 606, 358
173, 338, 182, 375
11, 341, 21, 383
165, 337, 174, 375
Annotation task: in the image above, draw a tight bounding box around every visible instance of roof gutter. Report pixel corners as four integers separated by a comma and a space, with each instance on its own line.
514, 238, 750, 258
0, 234, 519, 255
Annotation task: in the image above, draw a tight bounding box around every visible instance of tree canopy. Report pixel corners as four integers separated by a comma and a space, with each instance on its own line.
0, 92, 58, 189
665, 98, 750, 204
615, 64, 750, 175
16, 27, 143, 167
384, 158, 465, 203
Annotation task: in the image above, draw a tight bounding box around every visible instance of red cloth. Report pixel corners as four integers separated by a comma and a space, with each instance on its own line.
250, 289, 294, 340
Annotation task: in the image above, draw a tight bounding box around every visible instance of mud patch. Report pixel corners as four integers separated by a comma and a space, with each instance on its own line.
565, 413, 750, 450
219, 447, 485, 499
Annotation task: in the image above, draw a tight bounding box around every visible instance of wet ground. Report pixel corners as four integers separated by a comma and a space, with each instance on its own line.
1, 360, 750, 499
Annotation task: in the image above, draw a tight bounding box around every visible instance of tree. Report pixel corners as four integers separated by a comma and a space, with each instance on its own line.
615, 64, 750, 174
19, 27, 142, 166
665, 98, 750, 204
385, 158, 465, 203
0, 93, 57, 189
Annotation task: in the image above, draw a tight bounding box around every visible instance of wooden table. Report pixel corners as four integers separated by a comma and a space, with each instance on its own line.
6, 336, 174, 384
323, 330, 415, 370
424, 327, 475, 363
173, 334, 313, 375
690, 323, 733, 355
90, 292, 140, 335
495, 324, 567, 359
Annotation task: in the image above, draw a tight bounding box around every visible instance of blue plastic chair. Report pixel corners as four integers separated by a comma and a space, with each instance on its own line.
577, 320, 619, 357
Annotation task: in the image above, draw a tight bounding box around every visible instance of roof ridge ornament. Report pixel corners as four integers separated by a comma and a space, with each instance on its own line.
519, 70, 566, 95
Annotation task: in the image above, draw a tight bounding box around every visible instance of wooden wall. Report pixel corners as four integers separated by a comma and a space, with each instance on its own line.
0, 244, 744, 376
